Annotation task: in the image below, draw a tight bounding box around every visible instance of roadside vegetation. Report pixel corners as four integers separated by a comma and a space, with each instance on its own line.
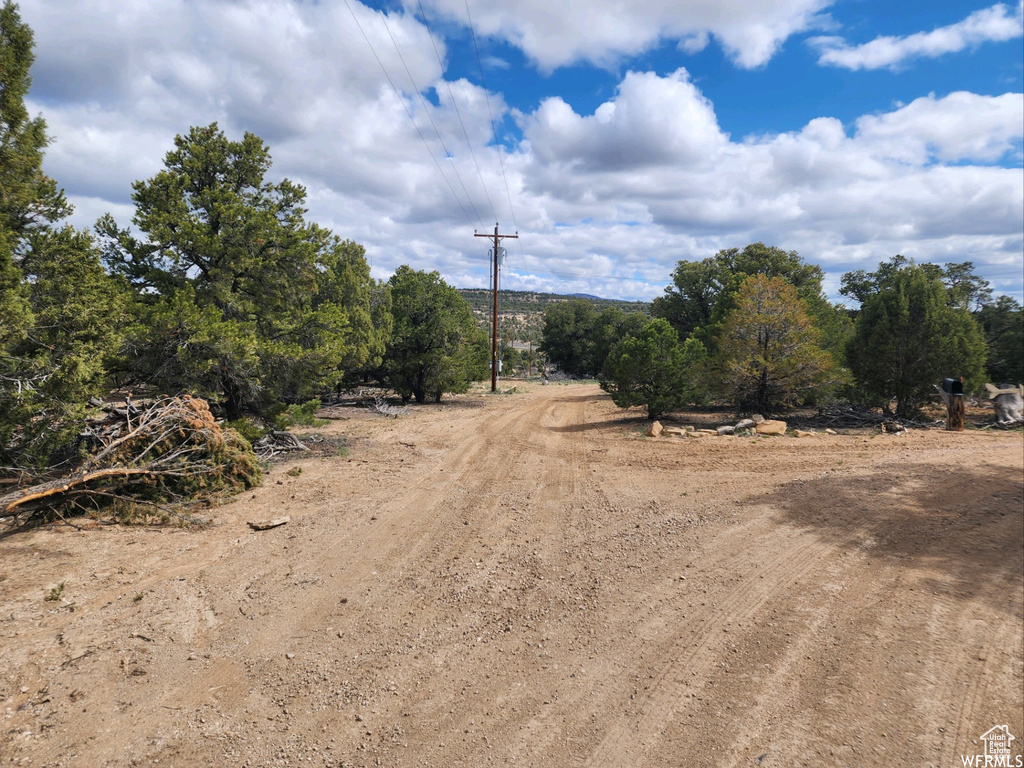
1, 1, 1020, 524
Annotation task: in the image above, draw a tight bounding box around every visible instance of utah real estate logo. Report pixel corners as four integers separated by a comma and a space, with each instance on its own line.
961, 725, 1023, 767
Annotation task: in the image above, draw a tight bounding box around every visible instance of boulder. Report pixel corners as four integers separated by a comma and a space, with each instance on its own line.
751, 414, 765, 424
686, 431, 704, 438
794, 429, 815, 438
663, 427, 688, 436
646, 421, 663, 437
987, 383, 1024, 425
735, 419, 756, 430
755, 420, 787, 435
717, 425, 735, 435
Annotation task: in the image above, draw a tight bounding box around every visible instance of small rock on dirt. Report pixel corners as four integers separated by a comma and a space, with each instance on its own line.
717, 426, 735, 435
248, 516, 290, 531
751, 414, 766, 424
735, 419, 755, 430
794, 429, 815, 438
646, 421, 663, 437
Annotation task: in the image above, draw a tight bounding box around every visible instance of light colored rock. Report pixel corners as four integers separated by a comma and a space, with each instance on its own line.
646, 421, 663, 437
755, 420, 787, 435
751, 414, 765, 424
735, 419, 756, 430
686, 431, 704, 438
663, 427, 688, 436
717, 425, 735, 435
248, 516, 290, 531
825, 428, 837, 435
698, 429, 718, 435
794, 429, 815, 438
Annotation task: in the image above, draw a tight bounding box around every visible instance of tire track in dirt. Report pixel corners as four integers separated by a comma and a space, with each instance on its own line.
581, 519, 840, 767
164, 389, 591, 721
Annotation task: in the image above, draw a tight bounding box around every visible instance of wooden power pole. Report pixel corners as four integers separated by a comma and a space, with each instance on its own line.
475, 224, 518, 392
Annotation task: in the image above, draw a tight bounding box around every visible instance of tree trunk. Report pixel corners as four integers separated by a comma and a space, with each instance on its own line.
946, 395, 965, 431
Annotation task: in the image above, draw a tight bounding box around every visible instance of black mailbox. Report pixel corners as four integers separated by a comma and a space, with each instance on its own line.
942, 377, 964, 396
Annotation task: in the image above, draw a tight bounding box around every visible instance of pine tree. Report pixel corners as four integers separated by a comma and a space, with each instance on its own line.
600, 318, 705, 419
846, 263, 987, 417
384, 266, 487, 403
98, 124, 383, 418
1, 2, 124, 466
715, 275, 838, 415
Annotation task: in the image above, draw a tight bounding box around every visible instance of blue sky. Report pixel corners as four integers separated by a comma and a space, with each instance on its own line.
19, 0, 1024, 304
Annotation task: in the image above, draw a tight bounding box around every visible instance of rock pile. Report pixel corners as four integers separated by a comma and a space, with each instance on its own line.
644, 414, 829, 439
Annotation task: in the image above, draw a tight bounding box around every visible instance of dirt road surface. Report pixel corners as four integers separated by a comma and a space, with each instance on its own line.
2, 383, 1022, 768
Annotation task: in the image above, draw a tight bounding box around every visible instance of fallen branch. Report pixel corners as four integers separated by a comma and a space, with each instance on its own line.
1, 396, 261, 528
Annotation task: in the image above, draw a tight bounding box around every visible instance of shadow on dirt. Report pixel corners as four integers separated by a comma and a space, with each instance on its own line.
773, 462, 1024, 614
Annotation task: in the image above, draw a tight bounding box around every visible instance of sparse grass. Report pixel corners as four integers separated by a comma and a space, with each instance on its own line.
133, 591, 144, 603
286, 466, 303, 477
45, 581, 65, 602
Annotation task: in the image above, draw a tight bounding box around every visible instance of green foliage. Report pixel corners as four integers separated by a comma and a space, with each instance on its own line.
0, 2, 71, 238
653, 243, 825, 343
600, 318, 705, 419
840, 255, 993, 312
651, 257, 726, 341
278, 399, 327, 429
45, 581, 65, 602
0, 3, 125, 468
715, 275, 840, 415
978, 296, 1024, 383
846, 261, 987, 417
540, 300, 648, 377
539, 299, 598, 376
99, 124, 383, 418
225, 417, 267, 445
385, 266, 487, 403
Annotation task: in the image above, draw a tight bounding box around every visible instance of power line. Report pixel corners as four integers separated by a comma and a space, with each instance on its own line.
415, 0, 497, 224
463, 0, 524, 258
367, 0, 484, 227
342, 0, 476, 228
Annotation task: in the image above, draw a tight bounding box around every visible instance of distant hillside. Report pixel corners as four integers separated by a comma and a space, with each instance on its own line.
458, 288, 651, 343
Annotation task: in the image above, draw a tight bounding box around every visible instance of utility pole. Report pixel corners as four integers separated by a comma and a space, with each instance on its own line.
475, 224, 518, 392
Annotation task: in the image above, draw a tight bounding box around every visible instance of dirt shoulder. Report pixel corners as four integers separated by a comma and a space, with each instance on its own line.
2, 383, 1021, 768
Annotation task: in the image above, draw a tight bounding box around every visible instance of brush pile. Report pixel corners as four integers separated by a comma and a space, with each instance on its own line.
0, 396, 261, 528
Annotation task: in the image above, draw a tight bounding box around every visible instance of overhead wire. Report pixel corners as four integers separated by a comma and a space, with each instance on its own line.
341, 0, 476, 228
367, 0, 484, 227
415, 0, 497, 224
463, 0, 525, 258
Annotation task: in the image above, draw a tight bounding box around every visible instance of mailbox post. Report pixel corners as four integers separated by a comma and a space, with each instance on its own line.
941, 377, 965, 431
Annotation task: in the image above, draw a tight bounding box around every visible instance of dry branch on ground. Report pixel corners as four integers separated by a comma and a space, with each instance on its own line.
0, 396, 261, 527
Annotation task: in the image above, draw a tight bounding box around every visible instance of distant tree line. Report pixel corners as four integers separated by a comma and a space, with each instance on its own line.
541, 242, 1020, 419
0, 2, 485, 472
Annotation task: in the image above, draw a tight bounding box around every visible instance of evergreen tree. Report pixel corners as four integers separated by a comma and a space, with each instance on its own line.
600, 318, 705, 420
0, 1, 70, 239
653, 242, 851, 366
384, 266, 487, 403
845, 262, 987, 417
978, 296, 1023, 383
715, 275, 839, 415
1, 2, 125, 466
98, 124, 382, 418
539, 299, 598, 377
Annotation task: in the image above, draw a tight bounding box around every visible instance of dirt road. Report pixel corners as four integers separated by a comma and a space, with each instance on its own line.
2, 383, 1022, 767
